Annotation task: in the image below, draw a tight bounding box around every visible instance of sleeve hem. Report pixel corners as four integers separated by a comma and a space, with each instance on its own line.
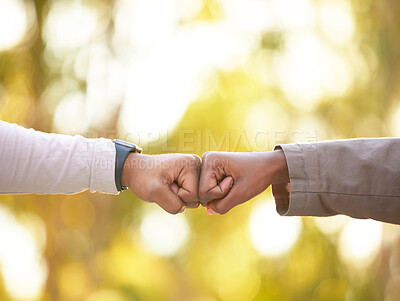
273, 144, 309, 216
89, 138, 119, 194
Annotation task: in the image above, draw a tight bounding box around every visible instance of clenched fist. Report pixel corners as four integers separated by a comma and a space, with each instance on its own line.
121, 153, 201, 214
199, 150, 289, 214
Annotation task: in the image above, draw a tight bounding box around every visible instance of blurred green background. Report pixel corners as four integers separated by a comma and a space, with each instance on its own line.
0, 0, 400, 300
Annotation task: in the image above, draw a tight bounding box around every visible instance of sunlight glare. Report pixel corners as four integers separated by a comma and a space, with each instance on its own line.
114, 0, 177, 54
119, 23, 254, 144
390, 103, 400, 137
338, 219, 382, 268
222, 0, 275, 34
139, 208, 189, 256
274, 33, 352, 110
0, 0, 28, 51
319, 1, 355, 46
85, 44, 126, 129
249, 200, 302, 256
53, 92, 89, 134
0, 207, 48, 300
44, 1, 98, 51
270, 0, 315, 31
244, 100, 290, 151
314, 215, 349, 236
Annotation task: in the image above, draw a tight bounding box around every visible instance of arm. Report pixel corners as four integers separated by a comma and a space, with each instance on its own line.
273, 139, 400, 224
0, 121, 200, 214
0, 121, 117, 194
199, 139, 400, 225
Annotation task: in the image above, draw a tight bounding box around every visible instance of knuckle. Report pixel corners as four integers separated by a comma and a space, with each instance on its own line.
191, 154, 201, 164
179, 154, 201, 170
202, 151, 216, 162
201, 151, 210, 161
205, 151, 221, 166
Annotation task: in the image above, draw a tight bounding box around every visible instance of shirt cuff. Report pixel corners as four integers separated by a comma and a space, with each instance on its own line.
89, 138, 119, 194
273, 143, 335, 217
272, 143, 310, 216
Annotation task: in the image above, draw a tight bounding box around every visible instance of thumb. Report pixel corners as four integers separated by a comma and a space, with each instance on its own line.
170, 182, 179, 194
206, 184, 243, 215
200, 176, 234, 204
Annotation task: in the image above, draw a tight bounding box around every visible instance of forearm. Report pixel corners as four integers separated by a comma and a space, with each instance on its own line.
272, 139, 400, 224
0, 121, 118, 194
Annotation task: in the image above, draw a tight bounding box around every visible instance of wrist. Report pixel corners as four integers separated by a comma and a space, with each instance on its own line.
113, 139, 142, 191
270, 149, 289, 184
270, 149, 290, 215
121, 152, 142, 188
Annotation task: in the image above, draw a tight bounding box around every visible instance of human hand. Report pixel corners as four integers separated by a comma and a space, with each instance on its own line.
198, 150, 289, 214
121, 153, 201, 214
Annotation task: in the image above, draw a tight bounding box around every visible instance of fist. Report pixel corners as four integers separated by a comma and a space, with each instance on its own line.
122, 153, 201, 214
199, 151, 287, 214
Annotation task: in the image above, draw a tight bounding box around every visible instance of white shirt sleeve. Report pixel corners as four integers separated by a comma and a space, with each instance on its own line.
0, 121, 118, 194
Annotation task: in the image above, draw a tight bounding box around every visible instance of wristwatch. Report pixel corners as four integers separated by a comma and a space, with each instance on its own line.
113, 139, 143, 191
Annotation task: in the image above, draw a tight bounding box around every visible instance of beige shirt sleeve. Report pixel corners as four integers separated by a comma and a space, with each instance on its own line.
0, 121, 118, 194
273, 139, 400, 225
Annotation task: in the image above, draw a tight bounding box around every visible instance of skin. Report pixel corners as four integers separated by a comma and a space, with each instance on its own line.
121, 153, 201, 214
199, 150, 289, 215
121, 150, 289, 215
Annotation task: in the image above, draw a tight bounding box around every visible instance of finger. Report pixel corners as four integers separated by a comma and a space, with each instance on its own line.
198, 167, 216, 203
200, 176, 233, 205
176, 155, 201, 204
154, 187, 187, 214
171, 182, 196, 207
198, 159, 217, 202
185, 201, 200, 209
206, 177, 233, 201
170, 182, 179, 194
177, 184, 199, 203
176, 187, 199, 208
206, 185, 245, 215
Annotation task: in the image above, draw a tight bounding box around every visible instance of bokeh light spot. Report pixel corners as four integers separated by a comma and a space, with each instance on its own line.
314, 215, 349, 236
244, 100, 290, 150
319, 0, 355, 46
249, 200, 302, 256
44, 1, 98, 51
274, 32, 353, 110
338, 219, 382, 268
139, 208, 189, 256
0, 207, 48, 300
0, 0, 27, 51
53, 92, 89, 134
390, 103, 400, 136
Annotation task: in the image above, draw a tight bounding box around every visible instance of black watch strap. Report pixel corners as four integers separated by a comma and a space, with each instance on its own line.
113, 139, 142, 191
